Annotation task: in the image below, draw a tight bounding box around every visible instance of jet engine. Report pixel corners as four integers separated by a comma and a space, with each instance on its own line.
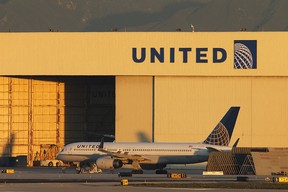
96, 157, 123, 170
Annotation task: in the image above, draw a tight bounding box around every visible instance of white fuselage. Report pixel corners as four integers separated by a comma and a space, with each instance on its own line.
56, 107, 239, 170
56, 142, 232, 165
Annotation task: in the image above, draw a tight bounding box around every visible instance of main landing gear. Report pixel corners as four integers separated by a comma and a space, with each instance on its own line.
76, 162, 102, 174
131, 169, 144, 174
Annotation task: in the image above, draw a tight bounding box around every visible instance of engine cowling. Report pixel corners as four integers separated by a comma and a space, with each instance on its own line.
96, 157, 123, 170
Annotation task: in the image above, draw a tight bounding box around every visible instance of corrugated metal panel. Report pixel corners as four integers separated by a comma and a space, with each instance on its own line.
0, 77, 10, 155
11, 78, 29, 159
32, 80, 60, 146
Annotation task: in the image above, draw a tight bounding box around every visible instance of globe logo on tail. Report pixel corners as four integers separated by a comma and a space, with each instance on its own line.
234, 40, 257, 69
203, 122, 230, 146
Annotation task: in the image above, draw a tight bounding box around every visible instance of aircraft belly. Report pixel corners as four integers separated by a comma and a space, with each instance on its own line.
57, 154, 102, 162
144, 155, 209, 164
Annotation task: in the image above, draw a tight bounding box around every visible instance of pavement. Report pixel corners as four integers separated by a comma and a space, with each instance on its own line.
0, 167, 286, 192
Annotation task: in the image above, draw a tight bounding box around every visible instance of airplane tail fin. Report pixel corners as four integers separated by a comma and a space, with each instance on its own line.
203, 107, 240, 146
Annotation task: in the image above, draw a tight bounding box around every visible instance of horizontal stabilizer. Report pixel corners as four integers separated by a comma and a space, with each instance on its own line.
232, 138, 240, 148
206, 147, 222, 153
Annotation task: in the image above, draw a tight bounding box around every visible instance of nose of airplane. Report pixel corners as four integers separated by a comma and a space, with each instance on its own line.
56, 152, 60, 160
56, 151, 63, 160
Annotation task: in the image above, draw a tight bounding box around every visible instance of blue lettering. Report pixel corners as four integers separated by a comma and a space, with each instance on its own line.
132, 47, 228, 64
151, 48, 164, 63
179, 48, 191, 63
213, 48, 227, 63
170, 48, 175, 63
132, 48, 146, 63
196, 48, 208, 63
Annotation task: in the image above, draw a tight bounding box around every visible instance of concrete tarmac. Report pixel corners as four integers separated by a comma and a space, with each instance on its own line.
0, 167, 287, 192
1, 183, 286, 192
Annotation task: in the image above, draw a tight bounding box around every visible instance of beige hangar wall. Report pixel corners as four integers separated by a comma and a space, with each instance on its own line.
116, 76, 288, 147
0, 32, 288, 76
0, 32, 288, 161
154, 76, 288, 147
116, 76, 153, 142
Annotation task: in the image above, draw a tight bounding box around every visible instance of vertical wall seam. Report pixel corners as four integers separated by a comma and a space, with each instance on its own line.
8, 78, 12, 156
28, 79, 33, 166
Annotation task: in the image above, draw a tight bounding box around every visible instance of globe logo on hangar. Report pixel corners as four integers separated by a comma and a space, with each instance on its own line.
234, 40, 257, 69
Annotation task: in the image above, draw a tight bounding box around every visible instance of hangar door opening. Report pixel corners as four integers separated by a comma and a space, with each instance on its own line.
62, 76, 115, 143
0, 76, 115, 166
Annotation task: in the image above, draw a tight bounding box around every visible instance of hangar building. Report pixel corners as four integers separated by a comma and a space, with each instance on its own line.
0, 32, 287, 166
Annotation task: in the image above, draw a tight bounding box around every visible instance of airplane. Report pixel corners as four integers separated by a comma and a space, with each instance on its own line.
56, 106, 240, 174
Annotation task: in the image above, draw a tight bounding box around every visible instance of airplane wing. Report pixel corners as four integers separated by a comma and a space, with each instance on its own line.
98, 138, 150, 162
99, 148, 150, 161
